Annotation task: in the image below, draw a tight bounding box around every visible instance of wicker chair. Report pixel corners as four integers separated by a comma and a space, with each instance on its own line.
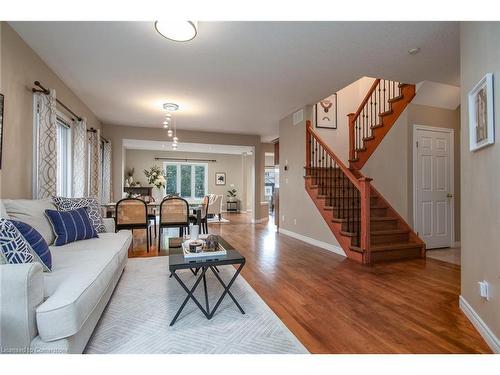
158, 197, 190, 251
115, 198, 153, 252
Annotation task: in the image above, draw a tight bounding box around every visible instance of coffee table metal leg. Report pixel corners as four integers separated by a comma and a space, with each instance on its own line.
202, 268, 210, 314
170, 268, 210, 326
208, 263, 245, 318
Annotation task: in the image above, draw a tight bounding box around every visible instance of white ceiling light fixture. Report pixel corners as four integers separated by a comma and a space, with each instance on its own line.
162, 102, 180, 150
154, 21, 198, 42
408, 47, 421, 55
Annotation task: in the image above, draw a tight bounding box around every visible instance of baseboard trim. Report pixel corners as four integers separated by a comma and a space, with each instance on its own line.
278, 228, 346, 257
459, 295, 500, 353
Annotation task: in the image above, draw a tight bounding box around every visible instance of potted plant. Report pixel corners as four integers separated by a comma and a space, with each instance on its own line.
227, 188, 237, 202
144, 165, 166, 202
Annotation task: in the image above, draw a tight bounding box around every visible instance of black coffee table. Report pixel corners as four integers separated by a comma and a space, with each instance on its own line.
168, 236, 246, 326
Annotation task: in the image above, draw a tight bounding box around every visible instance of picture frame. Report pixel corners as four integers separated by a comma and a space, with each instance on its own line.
315, 93, 337, 129
0, 93, 4, 169
215, 172, 226, 186
468, 73, 495, 151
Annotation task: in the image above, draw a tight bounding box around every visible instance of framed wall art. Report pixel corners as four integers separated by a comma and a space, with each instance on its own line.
215, 172, 226, 186
468, 73, 495, 151
315, 93, 337, 129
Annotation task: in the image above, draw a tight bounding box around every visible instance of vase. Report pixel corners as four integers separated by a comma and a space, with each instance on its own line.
152, 187, 165, 203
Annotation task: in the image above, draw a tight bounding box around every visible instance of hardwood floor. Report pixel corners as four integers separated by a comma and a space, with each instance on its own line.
127, 213, 491, 353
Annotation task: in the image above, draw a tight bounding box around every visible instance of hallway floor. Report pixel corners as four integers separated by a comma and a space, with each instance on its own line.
127, 213, 490, 353
426, 247, 461, 265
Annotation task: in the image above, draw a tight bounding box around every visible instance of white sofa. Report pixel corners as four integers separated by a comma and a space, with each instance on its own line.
0, 199, 132, 354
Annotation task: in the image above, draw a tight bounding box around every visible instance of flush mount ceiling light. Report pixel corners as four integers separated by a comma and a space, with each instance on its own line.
408, 47, 421, 55
163, 103, 179, 112
155, 21, 198, 42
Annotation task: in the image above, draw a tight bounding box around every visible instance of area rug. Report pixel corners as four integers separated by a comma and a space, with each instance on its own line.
85, 257, 308, 354
207, 216, 230, 223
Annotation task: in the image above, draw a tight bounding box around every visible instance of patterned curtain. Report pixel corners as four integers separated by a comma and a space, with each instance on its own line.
33, 89, 57, 199
72, 117, 88, 197
101, 141, 112, 204
88, 129, 102, 200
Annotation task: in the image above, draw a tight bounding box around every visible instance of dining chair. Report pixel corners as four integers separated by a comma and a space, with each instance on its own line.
190, 195, 209, 234
158, 197, 190, 251
138, 195, 157, 238
115, 198, 152, 252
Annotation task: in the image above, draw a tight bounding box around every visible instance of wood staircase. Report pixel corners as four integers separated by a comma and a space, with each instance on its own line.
304, 77, 425, 264
348, 79, 416, 170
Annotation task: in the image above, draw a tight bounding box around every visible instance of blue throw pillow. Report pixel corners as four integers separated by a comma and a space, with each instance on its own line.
45, 207, 98, 246
10, 220, 52, 272
0, 218, 44, 267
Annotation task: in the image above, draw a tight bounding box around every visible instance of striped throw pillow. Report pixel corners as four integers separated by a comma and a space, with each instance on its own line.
52, 197, 106, 233
45, 208, 98, 246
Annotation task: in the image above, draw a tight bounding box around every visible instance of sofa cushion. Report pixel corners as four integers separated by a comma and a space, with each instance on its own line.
35, 231, 132, 342
0, 218, 44, 267
0, 201, 9, 219
45, 208, 98, 246
3, 198, 56, 245
52, 197, 106, 233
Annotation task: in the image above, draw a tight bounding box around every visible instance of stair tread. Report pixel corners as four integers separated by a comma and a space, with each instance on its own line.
370, 124, 383, 129
362, 136, 375, 141
349, 241, 422, 253
370, 242, 423, 251
332, 216, 398, 223
371, 229, 410, 235
388, 95, 404, 103
319, 200, 387, 209
379, 109, 393, 116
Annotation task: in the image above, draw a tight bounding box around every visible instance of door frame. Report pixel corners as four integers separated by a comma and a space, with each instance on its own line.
412, 124, 455, 248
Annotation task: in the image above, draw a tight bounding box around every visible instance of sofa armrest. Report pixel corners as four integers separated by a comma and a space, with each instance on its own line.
103, 218, 115, 233
0, 263, 44, 353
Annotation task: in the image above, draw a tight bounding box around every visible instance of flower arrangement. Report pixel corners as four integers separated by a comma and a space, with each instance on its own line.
227, 188, 237, 200
144, 165, 166, 189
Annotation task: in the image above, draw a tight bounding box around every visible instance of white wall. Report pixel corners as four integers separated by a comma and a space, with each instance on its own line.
460, 22, 500, 352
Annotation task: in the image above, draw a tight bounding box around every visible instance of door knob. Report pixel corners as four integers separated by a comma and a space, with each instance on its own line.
446, 193, 453, 198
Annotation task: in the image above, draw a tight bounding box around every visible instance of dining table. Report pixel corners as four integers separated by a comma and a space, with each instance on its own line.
101, 201, 204, 226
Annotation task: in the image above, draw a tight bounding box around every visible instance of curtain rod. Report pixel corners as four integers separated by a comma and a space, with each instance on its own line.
154, 157, 217, 163
32, 81, 83, 122
87, 127, 109, 144
33, 81, 110, 144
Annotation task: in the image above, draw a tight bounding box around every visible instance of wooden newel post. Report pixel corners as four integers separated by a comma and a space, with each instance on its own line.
358, 177, 373, 264
306, 120, 311, 170
348, 113, 356, 161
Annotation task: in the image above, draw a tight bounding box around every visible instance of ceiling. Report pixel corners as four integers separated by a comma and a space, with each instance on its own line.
123, 139, 254, 154
10, 21, 459, 140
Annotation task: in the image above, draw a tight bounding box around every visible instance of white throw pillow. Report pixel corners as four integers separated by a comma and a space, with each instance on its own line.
2, 198, 57, 245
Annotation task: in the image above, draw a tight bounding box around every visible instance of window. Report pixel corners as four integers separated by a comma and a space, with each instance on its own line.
56, 115, 72, 197
164, 162, 208, 200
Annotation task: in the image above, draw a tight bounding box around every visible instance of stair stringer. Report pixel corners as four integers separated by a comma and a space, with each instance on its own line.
304, 177, 364, 263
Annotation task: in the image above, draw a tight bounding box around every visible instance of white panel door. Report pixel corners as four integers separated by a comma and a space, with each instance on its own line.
415, 127, 453, 249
